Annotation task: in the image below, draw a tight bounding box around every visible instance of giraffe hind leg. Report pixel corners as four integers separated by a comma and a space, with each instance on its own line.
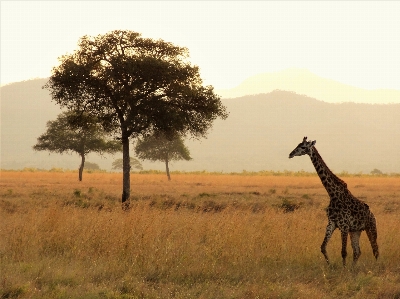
350, 231, 362, 265
341, 231, 348, 266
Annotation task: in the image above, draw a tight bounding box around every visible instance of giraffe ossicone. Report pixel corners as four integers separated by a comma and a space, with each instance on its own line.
289, 136, 379, 266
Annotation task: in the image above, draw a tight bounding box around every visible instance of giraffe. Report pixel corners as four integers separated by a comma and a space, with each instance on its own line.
288, 137, 379, 266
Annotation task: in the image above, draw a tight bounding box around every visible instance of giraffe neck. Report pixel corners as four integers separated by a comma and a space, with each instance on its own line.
309, 147, 347, 196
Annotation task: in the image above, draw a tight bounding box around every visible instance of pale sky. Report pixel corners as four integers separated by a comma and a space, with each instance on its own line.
1, 1, 400, 90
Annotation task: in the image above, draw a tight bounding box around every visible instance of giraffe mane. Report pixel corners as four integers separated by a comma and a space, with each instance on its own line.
312, 147, 348, 189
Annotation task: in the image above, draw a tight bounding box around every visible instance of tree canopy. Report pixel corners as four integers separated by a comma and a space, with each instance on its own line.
44, 30, 228, 206
33, 111, 121, 181
135, 133, 191, 180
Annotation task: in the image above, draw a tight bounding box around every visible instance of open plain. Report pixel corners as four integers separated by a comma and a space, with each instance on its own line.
1, 170, 400, 298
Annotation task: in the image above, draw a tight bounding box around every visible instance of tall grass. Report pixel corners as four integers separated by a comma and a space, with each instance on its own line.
1, 171, 400, 298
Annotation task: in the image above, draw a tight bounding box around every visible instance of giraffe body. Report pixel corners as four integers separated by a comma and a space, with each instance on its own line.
289, 137, 379, 266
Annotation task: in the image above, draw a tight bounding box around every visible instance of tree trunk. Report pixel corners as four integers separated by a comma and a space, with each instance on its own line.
165, 156, 171, 181
121, 134, 131, 209
79, 153, 85, 181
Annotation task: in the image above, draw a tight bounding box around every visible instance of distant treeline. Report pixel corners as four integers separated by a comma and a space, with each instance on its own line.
2, 168, 399, 177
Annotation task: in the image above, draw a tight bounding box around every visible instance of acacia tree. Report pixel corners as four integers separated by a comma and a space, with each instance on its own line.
44, 30, 228, 207
33, 111, 121, 181
135, 134, 191, 181
112, 157, 143, 171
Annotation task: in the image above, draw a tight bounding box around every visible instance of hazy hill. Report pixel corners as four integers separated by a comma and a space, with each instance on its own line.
1, 79, 75, 169
217, 68, 400, 104
185, 91, 400, 173
1, 79, 400, 174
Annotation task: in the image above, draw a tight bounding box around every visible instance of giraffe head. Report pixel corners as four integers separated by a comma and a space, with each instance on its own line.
289, 136, 316, 158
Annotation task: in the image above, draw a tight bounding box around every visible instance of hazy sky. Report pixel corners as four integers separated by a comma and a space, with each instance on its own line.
1, 1, 400, 90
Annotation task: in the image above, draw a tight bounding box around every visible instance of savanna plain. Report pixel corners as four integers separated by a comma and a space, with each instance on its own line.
1, 170, 400, 299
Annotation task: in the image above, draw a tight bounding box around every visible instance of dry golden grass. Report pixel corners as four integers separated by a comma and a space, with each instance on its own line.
1, 171, 400, 298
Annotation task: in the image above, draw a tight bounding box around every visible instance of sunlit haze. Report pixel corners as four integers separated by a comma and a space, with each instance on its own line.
1, 1, 400, 93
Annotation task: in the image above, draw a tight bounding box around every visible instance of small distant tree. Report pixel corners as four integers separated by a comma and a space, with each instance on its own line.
33, 111, 121, 181
371, 168, 383, 175
84, 162, 100, 171
135, 133, 191, 180
112, 158, 143, 172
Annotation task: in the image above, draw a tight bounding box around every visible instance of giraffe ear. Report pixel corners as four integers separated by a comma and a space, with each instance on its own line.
311, 140, 316, 146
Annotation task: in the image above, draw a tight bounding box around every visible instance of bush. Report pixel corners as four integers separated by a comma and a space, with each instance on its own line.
84, 162, 100, 170
277, 198, 302, 213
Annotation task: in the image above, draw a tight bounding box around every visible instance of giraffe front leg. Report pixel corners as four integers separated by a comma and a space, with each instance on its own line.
350, 231, 362, 265
341, 230, 348, 266
321, 221, 336, 265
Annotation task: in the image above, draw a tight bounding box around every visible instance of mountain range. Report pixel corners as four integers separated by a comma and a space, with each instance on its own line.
1, 70, 399, 174
217, 68, 400, 104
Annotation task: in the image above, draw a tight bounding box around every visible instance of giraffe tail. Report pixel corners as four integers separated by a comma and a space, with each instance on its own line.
365, 212, 379, 260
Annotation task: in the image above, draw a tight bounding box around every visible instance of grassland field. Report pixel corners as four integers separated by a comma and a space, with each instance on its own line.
1, 170, 400, 299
